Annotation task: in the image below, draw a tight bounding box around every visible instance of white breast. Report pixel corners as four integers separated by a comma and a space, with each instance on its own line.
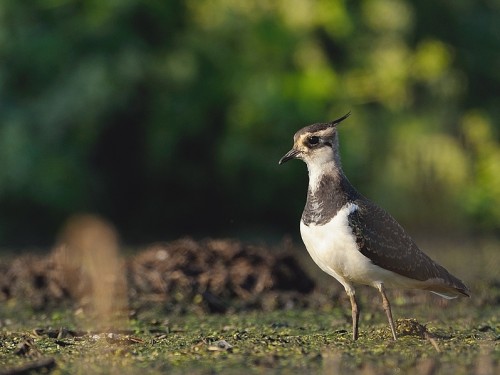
300, 203, 421, 291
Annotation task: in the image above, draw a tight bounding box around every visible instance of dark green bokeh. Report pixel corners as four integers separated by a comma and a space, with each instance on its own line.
0, 0, 499, 246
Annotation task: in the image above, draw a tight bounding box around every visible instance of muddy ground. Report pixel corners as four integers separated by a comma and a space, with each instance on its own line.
0, 216, 498, 374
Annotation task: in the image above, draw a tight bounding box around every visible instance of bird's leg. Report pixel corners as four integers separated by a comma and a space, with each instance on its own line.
345, 288, 359, 340
376, 283, 397, 340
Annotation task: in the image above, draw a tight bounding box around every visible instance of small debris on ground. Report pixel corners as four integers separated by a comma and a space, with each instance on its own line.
208, 340, 233, 352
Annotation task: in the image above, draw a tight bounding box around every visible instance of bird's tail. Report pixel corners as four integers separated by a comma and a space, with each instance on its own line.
424, 269, 470, 299
430, 289, 468, 299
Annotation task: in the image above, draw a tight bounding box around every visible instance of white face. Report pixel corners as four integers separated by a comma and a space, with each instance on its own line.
302, 142, 336, 166
292, 128, 338, 166
280, 113, 350, 172
280, 117, 348, 167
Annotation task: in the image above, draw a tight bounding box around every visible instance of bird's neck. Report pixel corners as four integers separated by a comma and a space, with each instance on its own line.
307, 160, 341, 193
302, 160, 360, 226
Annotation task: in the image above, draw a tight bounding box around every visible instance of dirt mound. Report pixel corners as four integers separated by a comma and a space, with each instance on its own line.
0, 237, 316, 315
128, 238, 316, 313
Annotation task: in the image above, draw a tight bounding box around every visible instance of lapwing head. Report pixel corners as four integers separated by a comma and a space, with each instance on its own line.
279, 112, 350, 166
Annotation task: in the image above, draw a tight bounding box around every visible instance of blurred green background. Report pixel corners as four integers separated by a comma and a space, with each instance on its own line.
0, 0, 499, 247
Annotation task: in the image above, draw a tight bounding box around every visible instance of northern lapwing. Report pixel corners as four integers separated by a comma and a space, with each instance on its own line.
279, 113, 470, 340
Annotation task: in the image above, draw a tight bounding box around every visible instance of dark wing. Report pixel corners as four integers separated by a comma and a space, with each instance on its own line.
348, 199, 469, 294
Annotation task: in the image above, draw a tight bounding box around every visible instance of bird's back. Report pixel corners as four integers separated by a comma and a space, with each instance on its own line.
348, 196, 470, 298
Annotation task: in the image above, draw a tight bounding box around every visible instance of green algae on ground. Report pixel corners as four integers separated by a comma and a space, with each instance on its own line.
0, 304, 498, 375
1, 238, 499, 374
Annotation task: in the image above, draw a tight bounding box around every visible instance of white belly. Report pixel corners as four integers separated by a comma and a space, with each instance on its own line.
300, 203, 421, 291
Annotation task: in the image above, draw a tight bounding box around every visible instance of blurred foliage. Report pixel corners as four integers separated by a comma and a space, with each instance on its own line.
0, 0, 499, 245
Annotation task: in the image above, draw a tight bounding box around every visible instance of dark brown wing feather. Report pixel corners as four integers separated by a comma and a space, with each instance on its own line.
348, 199, 469, 296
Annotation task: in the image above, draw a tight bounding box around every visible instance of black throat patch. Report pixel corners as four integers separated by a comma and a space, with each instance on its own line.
302, 174, 360, 226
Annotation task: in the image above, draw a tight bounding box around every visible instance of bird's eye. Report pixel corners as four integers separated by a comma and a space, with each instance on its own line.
308, 136, 320, 146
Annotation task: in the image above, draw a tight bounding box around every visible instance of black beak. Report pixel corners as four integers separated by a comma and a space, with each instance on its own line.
279, 149, 300, 165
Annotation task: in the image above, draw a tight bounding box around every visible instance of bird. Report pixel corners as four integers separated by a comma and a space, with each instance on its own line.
278, 112, 470, 340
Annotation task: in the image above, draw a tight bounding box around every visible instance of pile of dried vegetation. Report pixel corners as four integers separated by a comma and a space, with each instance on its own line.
0, 215, 320, 318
